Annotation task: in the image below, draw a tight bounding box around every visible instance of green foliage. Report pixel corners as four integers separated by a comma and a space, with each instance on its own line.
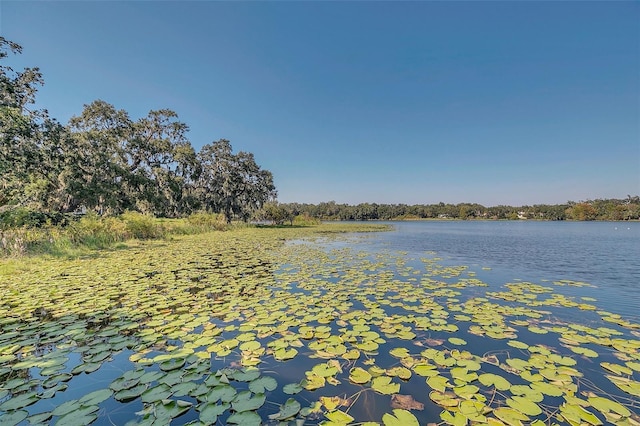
120, 211, 165, 239
258, 202, 293, 225
185, 212, 228, 231
66, 213, 128, 248
0, 207, 67, 230
279, 198, 639, 221
1, 38, 275, 222
197, 139, 276, 223
293, 213, 321, 226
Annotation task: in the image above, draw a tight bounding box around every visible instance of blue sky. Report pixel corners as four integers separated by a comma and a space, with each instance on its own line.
2, 1, 639, 206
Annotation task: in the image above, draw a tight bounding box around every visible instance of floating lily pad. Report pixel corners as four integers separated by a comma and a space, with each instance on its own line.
283, 382, 303, 394
478, 373, 511, 391
0, 392, 38, 411
248, 376, 277, 394
325, 409, 355, 424
349, 367, 372, 384
227, 410, 261, 425
232, 391, 266, 412
506, 396, 542, 416
269, 397, 301, 421
197, 402, 229, 424
372, 376, 400, 394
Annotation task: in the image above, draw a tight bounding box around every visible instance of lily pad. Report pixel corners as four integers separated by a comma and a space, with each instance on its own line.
227, 410, 261, 425
269, 397, 301, 420
372, 376, 400, 395
506, 396, 542, 416
232, 391, 266, 412
349, 367, 372, 384
478, 373, 511, 391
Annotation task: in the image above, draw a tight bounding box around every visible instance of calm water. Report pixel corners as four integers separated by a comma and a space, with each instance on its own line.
361, 220, 640, 318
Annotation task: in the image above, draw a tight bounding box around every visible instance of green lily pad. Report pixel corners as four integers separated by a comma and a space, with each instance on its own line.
413, 363, 438, 377
274, 347, 298, 361
588, 396, 631, 417
569, 346, 599, 358
0, 410, 28, 425
79, 388, 113, 406
155, 399, 192, 420
197, 402, 229, 424
601, 362, 633, 375
206, 385, 237, 403
506, 396, 542, 416
372, 376, 400, 395
283, 383, 303, 394
530, 381, 565, 397
478, 373, 511, 391
56, 406, 99, 426
269, 398, 302, 421
232, 391, 266, 412
302, 374, 325, 390
141, 384, 173, 403
0, 392, 38, 411
440, 409, 468, 426
230, 367, 261, 382
325, 409, 355, 425
493, 407, 529, 425
227, 410, 261, 426
448, 337, 467, 346
51, 399, 82, 417
349, 367, 372, 384
427, 375, 450, 392
114, 383, 147, 401
248, 376, 277, 394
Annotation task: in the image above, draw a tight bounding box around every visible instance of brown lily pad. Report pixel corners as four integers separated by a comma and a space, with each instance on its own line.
391, 394, 425, 411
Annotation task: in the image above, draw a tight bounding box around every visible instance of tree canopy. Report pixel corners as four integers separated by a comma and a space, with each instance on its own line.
0, 38, 275, 221
278, 198, 640, 221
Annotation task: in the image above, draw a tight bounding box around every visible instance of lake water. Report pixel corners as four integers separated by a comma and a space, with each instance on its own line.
364, 220, 640, 319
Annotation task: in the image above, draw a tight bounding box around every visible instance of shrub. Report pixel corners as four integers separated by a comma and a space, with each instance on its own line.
293, 214, 321, 226
0, 207, 68, 230
66, 213, 128, 248
121, 211, 165, 239
186, 212, 228, 231
0, 227, 53, 256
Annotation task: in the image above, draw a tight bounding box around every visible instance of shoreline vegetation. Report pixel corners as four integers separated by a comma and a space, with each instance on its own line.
2, 199, 638, 258
0, 211, 391, 258
1, 199, 639, 258
274, 197, 640, 222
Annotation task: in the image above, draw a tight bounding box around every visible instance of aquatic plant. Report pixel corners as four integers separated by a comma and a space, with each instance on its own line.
0, 224, 638, 425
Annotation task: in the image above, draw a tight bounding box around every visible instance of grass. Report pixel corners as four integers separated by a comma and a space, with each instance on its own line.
0, 212, 391, 259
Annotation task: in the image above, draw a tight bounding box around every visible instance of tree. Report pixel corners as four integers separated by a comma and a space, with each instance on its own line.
565, 202, 598, 221
0, 37, 45, 208
66, 102, 200, 216
129, 109, 199, 216
66, 100, 135, 214
197, 139, 275, 223
260, 201, 293, 225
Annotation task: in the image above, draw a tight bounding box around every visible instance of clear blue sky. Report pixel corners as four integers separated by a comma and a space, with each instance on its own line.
2, 1, 639, 206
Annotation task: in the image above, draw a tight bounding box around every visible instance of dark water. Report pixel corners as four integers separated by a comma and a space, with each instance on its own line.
363, 220, 640, 318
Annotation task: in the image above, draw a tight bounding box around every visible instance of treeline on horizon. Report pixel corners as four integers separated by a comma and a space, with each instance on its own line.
1, 37, 275, 225
273, 197, 640, 222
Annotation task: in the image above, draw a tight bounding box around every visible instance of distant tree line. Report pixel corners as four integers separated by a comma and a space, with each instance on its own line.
0, 38, 275, 223
271, 197, 640, 222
